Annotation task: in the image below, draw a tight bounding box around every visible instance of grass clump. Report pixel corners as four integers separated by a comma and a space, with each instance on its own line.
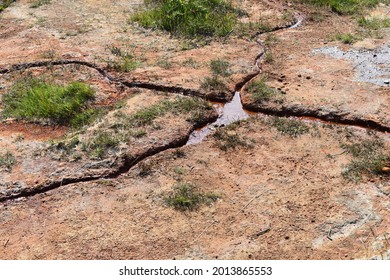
341, 138, 390, 182
130, 0, 239, 38
210, 59, 231, 77
105, 45, 139, 72
234, 21, 272, 38
201, 59, 231, 93
0, 0, 15, 12
201, 76, 228, 92
245, 77, 283, 103
165, 182, 219, 211
81, 132, 120, 159
0, 151, 16, 171
30, 0, 51, 8
358, 17, 390, 30
69, 108, 107, 129
335, 33, 360, 44
271, 117, 310, 137
182, 58, 200, 68
111, 97, 212, 130
297, 0, 386, 15
213, 126, 254, 151
127, 97, 211, 127
2, 77, 95, 127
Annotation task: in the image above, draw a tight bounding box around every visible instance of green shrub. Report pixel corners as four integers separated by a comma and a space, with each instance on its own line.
245, 78, 280, 103
201, 76, 228, 92
165, 182, 219, 211
130, 0, 240, 38
2, 77, 95, 126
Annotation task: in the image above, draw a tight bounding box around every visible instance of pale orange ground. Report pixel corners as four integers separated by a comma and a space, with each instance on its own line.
0, 0, 389, 260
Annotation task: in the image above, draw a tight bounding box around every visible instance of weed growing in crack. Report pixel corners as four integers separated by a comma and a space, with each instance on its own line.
2, 77, 96, 127
172, 149, 186, 158
165, 182, 220, 211
271, 117, 310, 137
51, 97, 211, 161
0, 151, 16, 171
137, 161, 153, 177
341, 138, 390, 182
264, 52, 274, 64
200, 76, 228, 92
264, 34, 279, 47
201, 58, 232, 93
245, 77, 284, 103
104, 45, 139, 72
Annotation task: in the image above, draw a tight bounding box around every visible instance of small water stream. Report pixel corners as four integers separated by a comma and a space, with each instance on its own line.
186, 92, 254, 145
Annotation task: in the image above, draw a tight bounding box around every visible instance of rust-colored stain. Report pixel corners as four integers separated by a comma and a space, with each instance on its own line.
0, 123, 67, 141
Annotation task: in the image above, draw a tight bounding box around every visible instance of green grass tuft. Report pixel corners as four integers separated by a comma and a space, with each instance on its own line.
210, 59, 231, 77
358, 17, 390, 30
341, 138, 390, 182
245, 77, 282, 103
297, 0, 387, 15
165, 182, 219, 211
201, 76, 228, 92
82, 132, 120, 159
271, 117, 310, 137
130, 0, 240, 38
335, 33, 360, 44
30, 0, 51, 8
2, 77, 95, 126
0, 0, 15, 12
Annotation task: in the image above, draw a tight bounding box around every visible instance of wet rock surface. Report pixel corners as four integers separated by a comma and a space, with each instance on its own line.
0, 0, 389, 260
313, 45, 390, 86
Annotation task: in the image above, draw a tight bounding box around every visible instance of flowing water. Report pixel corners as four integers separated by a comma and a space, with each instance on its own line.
186, 92, 253, 145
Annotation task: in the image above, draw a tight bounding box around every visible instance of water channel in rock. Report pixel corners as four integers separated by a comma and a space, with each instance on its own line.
186, 92, 255, 145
